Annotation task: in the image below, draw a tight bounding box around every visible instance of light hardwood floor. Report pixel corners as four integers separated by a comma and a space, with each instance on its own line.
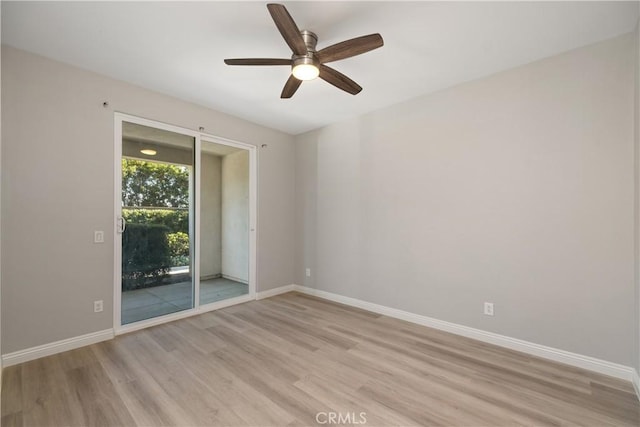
2, 292, 639, 426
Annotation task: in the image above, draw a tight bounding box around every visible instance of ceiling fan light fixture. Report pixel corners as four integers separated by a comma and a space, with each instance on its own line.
140, 149, 157, 156
292, 63, 319, 81
292, 55, 319, 81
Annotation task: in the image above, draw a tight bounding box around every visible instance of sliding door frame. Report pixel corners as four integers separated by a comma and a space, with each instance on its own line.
113, 113, 257, 335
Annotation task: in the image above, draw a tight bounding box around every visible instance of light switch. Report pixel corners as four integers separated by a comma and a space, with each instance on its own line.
94, 231, 104, 243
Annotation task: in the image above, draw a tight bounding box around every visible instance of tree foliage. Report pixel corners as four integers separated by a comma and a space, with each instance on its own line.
122, 159, 190, 208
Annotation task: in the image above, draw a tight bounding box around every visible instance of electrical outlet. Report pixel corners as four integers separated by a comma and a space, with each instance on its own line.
94, 300, 103, 313
484, 302, 494, 316
305, 268, 311, 277
94, 230, 104, 243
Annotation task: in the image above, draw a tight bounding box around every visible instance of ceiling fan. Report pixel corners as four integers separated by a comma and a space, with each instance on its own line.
224, 3, 384, 99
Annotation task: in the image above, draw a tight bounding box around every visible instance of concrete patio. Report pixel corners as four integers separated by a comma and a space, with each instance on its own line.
122, 277, 248, 324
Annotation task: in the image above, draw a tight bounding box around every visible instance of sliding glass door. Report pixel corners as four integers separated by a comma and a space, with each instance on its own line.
115, 114, 256, 331
119, 122, 195, 325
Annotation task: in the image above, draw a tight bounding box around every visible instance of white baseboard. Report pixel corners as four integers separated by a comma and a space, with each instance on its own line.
201, 273, 222, 281
290, 285, 635, 382
222, 274, 249, 285
256, 284, 296, 300
1, 329, 114, 367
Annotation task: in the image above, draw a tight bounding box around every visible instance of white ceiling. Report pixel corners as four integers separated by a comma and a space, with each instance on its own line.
2, 1, 638, 135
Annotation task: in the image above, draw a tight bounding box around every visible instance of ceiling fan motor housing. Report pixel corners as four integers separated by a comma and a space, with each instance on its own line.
292, 30, 319, 69
301, 30, 318, 51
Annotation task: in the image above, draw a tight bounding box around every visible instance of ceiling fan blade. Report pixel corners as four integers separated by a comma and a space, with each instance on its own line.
267, 3, 307, 56
281, 74, 302, 98
224, 58, 292, 66
317, 33, 384, 64
319, 65, 362, 95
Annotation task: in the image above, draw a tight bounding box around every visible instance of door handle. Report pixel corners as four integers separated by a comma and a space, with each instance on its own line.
117, 217, 126, 234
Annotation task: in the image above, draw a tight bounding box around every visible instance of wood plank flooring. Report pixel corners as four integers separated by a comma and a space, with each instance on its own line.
2, 292, 639, 426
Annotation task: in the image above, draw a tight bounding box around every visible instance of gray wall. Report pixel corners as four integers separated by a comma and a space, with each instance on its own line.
295, 34, 635, 366
201, 150, 251, 283
200, 153, 222, 279
1, 46, 296, 354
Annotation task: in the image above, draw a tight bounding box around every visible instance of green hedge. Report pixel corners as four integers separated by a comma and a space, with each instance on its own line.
122, 223, 171, 290
168, 231, 190, 267
122, 208, 188, 234
123, 208, 191, 269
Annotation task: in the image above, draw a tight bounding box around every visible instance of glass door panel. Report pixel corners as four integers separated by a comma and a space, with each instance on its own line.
199, 140, 250, 305
120, 121, 195, 325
